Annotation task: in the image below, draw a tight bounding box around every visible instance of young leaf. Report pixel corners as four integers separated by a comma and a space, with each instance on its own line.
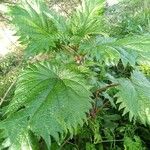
69, 0, 106, 44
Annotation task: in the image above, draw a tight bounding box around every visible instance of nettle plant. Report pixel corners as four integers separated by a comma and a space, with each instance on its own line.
0, 0, 150, 149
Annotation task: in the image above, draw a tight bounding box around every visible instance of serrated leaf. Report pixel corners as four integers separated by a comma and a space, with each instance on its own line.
0, 62, 92, 149
79, 35, 150, 66
116, 71, 150, 124
70, 0, 105, 39
9, 0, 106, 56
9, 0, 60, 56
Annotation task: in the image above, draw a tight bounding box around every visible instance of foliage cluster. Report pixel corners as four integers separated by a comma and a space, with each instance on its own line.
0, 0, 150, 149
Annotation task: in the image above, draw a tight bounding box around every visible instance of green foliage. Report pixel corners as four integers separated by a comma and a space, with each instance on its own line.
9, 0, 106, 56
9, 0, 62, 55
0, 0, 150, 149
69, 0, 105, 41
106, 0, 150, 37
0, 62, 92, 149
124, 136, 143, 150
0, 52, 22, 104
116, 71, 150, 124
79, 35, 150, 66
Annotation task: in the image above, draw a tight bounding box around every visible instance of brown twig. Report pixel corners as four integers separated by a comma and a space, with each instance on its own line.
96, 83, 119, 95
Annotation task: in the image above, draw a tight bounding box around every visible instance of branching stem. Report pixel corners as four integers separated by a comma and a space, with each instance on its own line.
90, 83, 119, 118
96, 83, 119, 95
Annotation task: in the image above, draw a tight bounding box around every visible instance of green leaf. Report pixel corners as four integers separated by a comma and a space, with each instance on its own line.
69, 0, 106, 44
124, 136, 143, 150
0, 62, 92, 149
9, 0, 60, 55
9, 0, 106, 55
79, 35, 150, 66
116, 71, 150, 124
0, 131, 40, 150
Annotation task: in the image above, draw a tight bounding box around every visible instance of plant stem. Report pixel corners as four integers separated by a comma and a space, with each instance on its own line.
0, 78, 17, 106
96, 83, 119, 94
99, 139, 124, 143
90, 83, 119, 118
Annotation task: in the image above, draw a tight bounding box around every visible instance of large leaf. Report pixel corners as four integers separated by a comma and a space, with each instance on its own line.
79, 35, 150, 66
116, 71, 150, 125
0, 62, 92, 149
9, 0, 60, 55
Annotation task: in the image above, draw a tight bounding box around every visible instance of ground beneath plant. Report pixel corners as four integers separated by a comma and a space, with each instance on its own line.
0, 22, 19, 57
0, 3, 19, 57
